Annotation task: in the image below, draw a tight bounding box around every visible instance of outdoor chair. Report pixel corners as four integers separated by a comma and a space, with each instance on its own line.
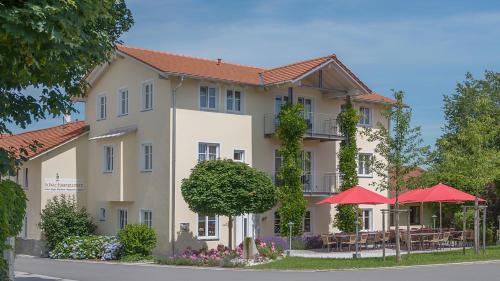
359, 233, 369, 249
383, 231, 391, 246
321, 234, 336, 252
340, 234, 357, 251
372, 232, 382, 248
440, 232, 451, 248
429, 233, 441, 250
410, 233, 421, 251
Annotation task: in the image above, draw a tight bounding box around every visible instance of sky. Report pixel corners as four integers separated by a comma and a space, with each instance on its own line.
10, 0, 500, 146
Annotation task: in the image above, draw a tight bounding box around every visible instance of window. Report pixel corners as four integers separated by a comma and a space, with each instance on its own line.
197, 214, 218, 239
274, 149, 283, 185
274, 211, 281, 234
303, 210, 311, 233
19, 216, 27, 238
200, 86, 217, 110
359, 106, 371, 126
410, 206, 421, 225
97, 95, 107, 120
141, 80, 154, 111
118, 88, 129, 116
358, 153, 372, 176
360, 209, 373, 230
118, 209, 128, 230
103, 145, 114, 173
198, 143, 219, 162
141, 143, 153, 171
233, 150, 245, 162
274, 95, 289, 114
99, 208, 106, 221
23, 167, 28, 189
226, 90, 243, 113
140, 209, 153, 228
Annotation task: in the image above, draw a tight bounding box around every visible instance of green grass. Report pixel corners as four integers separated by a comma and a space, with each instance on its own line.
252, 246, 500, 270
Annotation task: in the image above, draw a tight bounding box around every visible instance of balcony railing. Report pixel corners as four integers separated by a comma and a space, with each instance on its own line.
270, 171, 340, 195
264, 112, 344, 141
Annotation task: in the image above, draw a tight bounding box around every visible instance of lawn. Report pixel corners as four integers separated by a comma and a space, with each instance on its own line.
252, 246, 500, 270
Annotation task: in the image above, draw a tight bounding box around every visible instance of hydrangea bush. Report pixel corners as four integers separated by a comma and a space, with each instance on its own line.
50, 236, 121, 260
159, 245, 244, 267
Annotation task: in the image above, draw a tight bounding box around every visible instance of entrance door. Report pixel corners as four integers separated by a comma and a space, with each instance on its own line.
235, 213, 253, 246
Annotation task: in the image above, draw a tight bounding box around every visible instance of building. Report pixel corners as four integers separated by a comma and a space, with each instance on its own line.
3, 45, 398, 256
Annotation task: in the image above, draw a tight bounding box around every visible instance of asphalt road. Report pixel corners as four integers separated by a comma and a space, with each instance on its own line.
15, 255, 500, 281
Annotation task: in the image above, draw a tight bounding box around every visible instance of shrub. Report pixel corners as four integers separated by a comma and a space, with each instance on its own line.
291, 235, 323, 250
118, 224, 157, 257
39, 195, 96, 250
255, 240, 283, 260
159, 245, 244, 267
50, 236, 121, 260
452, 209, 475, 230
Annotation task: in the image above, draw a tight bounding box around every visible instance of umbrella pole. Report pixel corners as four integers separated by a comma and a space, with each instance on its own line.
421, 202, 424, 229
355, 207, 359, 259
439, 202, 442, 233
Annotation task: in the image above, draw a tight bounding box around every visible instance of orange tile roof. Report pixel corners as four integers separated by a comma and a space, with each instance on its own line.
355, 93, 397, 104
0, 121, 89, 159
115, 45, 391, 104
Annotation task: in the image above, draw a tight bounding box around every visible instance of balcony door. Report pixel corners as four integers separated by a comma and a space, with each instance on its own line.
298, 97, 314, 133
300, 151, 313, 192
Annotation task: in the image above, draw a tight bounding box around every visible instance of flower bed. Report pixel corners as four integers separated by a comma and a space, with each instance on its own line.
50, 235, 122, 260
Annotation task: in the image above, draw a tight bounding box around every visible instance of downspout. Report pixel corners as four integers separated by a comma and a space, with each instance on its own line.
170, 76, 184, 256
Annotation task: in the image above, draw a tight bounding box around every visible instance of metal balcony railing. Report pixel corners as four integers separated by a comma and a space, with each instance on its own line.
270, 171, 340, 195
264, 112, 343, 140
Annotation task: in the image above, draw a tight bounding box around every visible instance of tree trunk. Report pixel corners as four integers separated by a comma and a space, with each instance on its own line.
228, 215, 233, 250
474, 197, 479, 255
395, 196, 401, 262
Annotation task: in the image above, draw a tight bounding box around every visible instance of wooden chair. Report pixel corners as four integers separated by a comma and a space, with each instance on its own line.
359, 233, 369, 249
429, 233, 441, 249
321, 234, 336, 252
341, 234, 357, 251
372, 232, 382, 248
440, 232, 451, 248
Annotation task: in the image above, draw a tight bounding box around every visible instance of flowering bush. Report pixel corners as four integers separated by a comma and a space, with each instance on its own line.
255, 239, 283, 260
259, 236, 288, 250
50, 236, 121, 260
291, 235, 323, 250
158, 245, 243, 267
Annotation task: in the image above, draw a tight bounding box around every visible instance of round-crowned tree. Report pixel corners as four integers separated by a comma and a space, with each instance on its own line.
181, 159, 277, 249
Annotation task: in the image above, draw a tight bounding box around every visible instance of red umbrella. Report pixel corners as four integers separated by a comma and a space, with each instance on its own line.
317, 185, 392, 205
399, 183, 485, 204
388, 188, 427, 205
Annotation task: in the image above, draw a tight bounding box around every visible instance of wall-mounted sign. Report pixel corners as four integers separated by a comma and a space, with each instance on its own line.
44, 178, 85, 192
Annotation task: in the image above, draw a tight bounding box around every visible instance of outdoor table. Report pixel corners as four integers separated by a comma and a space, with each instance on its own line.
410, 232, 439, 250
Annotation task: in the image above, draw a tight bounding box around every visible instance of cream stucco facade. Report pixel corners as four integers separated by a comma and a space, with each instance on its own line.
16, 47, 431, 257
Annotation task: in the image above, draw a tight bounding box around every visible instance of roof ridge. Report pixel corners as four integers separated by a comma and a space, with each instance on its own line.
261, 54, 336, 74
1, 121, 86, 139
118, 45, 266, 71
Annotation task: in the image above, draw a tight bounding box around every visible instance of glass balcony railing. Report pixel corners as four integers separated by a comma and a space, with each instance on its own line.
264, 112, 343, 140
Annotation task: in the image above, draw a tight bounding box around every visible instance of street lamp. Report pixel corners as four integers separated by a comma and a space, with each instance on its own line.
288, 221, 294, 254
432, 214, 437, 229
353, 219, 360, 259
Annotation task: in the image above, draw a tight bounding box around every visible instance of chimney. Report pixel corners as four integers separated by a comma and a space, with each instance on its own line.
217, 58, 222, 65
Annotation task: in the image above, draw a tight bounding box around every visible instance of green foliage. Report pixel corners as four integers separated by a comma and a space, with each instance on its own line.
452, 209, 475, 230
181, 159, 277, 217
275, 103, 308, 236
0, 180, 27, 281
119, 254, 154, 262
335, 98, 359, 232
0, 0, 133, 175
39, 195, 96, 250
413, 72, 499, 197
118, 224, 157, 257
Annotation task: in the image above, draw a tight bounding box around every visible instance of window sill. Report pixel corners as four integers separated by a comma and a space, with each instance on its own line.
225, 110, 244, 115
141, 108, 153, 112
140, 170, 152, 173
118, 113, 128, 117
199, 108, 218, 112
96, 118, 106, 121
358, 174, 373, 178
103, 171, 113, 174
197, 236, 219, 241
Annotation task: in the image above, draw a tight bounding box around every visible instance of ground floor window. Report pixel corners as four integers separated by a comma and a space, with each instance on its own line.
99, 208, 106, 221
198, 214, 218, 239
274, 211, 281, 234
303, 210, 311, 233
118, 209, 128, 230
410, 206, 421, 225
360, 208, 373, 230
141, 209, 153, 228
18, 216, 27, 238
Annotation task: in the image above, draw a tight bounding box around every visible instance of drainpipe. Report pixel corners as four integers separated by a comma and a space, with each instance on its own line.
170, 76, 184, 256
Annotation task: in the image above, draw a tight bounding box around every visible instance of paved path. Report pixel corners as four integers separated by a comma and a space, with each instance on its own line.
15, 255, 500, 281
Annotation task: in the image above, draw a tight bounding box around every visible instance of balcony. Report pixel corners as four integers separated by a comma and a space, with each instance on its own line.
264, 112, 344, 141
270, 171, 340, 195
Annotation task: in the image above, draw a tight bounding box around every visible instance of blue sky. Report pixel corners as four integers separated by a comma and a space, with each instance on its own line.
11, 0, 500, 146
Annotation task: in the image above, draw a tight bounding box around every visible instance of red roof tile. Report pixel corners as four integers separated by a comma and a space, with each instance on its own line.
114, 45, 391, 104
355, 93, 397, 104
0, 121, 89, 159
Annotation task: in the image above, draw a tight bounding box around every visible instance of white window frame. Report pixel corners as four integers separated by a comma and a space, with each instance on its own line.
233, 150, 245, 163
117, 208, 128, 230
140, 143, 153, 172
199, 85, 218, 111
197, 214, 219, 240
357, 153, 373, 177
141, 79, 154, 111
358, 106, 371, 126
117, 87, 129, 116
103, 145, 114, 173
274, 94, 289, 115
360, 208, 373, 231
23, 167, 28, 190
140, 209, 153, 228
18, 216, 27, 239
96, 94, 107, 120
225, 88, 244, 114
99, 208, 106, 222
303, 209, 313, 234
197, 143, 220, 162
